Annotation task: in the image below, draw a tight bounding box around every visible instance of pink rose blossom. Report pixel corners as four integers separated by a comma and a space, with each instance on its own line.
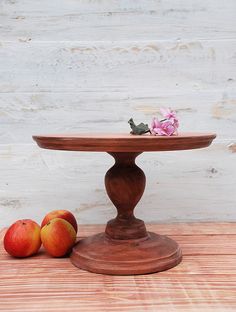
150, 118, 176, 136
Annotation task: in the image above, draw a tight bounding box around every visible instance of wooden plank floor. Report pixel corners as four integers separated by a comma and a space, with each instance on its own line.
0, 223, 236, 312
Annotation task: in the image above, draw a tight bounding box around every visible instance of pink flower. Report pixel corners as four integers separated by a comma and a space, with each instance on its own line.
150, 118, 176, 136
160, 107, 179, 129
160, 107, 177, 120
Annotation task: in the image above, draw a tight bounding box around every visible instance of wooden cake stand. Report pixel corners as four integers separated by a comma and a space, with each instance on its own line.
33, 133, 216, 275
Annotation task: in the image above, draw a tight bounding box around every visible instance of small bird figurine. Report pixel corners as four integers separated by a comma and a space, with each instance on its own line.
128, 118, 150, 135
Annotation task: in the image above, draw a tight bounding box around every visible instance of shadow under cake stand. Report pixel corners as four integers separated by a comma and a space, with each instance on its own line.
33, 133, 216, 275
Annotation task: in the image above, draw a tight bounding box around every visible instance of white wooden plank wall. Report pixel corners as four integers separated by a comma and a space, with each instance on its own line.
0, 0, 236, 227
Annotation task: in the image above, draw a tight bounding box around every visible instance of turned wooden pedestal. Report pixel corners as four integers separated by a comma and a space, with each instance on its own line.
71, 152, 181, 274
33, 133, 216, 275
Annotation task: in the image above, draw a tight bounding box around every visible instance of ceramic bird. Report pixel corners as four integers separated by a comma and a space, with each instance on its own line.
128, 118, 150, 135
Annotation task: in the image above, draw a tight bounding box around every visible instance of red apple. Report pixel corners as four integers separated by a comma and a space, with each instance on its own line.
41, 218, 76, 257
4, 219, 41, 258
41, 210, 78, 233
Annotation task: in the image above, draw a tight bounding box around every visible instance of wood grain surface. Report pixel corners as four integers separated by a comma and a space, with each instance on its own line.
0, 0, 235, 228
1, 223, 236, 312
33, 133, 216, 152
1, 0, 235, 41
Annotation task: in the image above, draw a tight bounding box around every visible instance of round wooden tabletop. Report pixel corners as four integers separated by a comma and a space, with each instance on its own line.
33, 133, 216, 152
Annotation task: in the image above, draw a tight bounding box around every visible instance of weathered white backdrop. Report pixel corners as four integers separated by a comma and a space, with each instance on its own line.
0, 0, 236, 227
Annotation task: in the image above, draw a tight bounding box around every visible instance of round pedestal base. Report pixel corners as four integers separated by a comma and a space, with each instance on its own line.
70, 232, 182, 275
